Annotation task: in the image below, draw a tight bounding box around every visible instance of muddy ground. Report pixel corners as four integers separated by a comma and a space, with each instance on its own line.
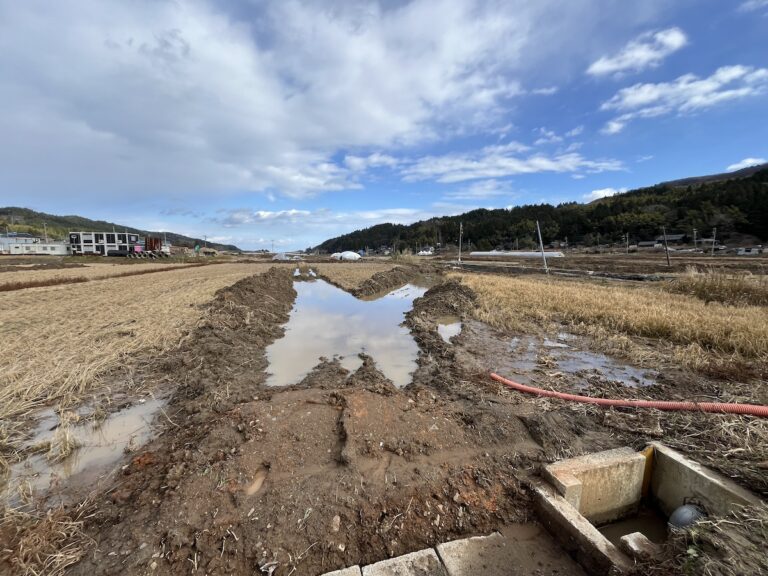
2, 264, 766, 576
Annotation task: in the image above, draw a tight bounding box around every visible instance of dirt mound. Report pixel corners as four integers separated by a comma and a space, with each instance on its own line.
352, 266, 420, 297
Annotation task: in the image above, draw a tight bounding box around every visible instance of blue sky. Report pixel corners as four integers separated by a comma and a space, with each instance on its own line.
1, 0, 766, 250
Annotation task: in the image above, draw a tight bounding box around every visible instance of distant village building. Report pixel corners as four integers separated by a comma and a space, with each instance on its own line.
637, 241, 662, 249
655, 233, 688, 244
68, 231, 140, 255
737, 246, 763, 256
0, 233, 70, 255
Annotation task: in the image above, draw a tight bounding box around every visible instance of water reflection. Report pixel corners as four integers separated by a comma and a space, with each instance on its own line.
265, 281, 426, 387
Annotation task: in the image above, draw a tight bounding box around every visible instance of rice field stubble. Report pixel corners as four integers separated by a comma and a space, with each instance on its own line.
0, 263, 283, 471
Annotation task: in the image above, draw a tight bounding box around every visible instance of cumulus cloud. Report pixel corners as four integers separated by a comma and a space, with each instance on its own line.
587, 27, 688, 77
726, 157, 767, 171
403, 144, 624, 183
584, 187, 627, 201
0, 0, 671, 207
600, 65, 768, 133
344, 153, 400, 172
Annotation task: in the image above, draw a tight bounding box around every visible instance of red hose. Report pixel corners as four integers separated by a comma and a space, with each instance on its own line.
490, 373, 768, 418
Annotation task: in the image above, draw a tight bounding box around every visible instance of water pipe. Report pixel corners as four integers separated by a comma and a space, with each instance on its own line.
490, 373, 768, 418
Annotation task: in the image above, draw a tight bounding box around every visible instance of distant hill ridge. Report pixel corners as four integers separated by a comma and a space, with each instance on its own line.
315, 166, 768, 252
0, 207, 240, 252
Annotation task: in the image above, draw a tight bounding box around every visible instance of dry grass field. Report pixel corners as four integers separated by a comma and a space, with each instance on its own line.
0, 263, 280, 460
311, 261, 397, 290
0, 261, 197, 289
454, 272, 768, 374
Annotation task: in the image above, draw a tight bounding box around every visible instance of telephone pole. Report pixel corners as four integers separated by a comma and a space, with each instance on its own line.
662, 226, 671, 267
458, 222, 463, 264
536, 220, 549, 274
711, 227, 717, 257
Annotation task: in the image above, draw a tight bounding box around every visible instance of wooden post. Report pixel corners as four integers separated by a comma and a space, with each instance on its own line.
458, 222, 463, 264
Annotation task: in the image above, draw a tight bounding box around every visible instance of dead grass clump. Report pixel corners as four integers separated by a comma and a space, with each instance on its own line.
633, 504, 768, 576
46, 412, 81, 463
0, 276, 89, 292
454, 273, 768, 365
665, 268, 768, 307
0, 504, 94, 576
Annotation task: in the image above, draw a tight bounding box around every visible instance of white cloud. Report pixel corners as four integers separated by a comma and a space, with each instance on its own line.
726, 157, 766, 171
565, 125, 584, 137
584, 187, 627, 201
531, 86, 558, 95
444, 179, 514, 200
739, 0, 768, 11
587, 27, 688, 77
344, 153, 400, 172
534, 127, 563, 145
0, 0, 671, 206
601, 65, 768, 133
403, 145, 624, 183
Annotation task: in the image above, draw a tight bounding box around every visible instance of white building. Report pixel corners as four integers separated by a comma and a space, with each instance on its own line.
69, 231, 141, 256
0, 233, 70, 255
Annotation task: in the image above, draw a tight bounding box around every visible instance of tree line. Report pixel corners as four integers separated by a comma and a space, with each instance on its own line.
315, 169, 768, 252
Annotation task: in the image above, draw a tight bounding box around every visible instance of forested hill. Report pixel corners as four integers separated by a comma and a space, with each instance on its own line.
316, 167, 768, 252
0, 207, 240, 252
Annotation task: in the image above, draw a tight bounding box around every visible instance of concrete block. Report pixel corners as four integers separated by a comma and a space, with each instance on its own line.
362, 549, 446, 576
544, 447, 645, 524
649, 442, 762, 517
321, 567, 362, 576
619, 532, 660, 561
531, 478, 633, 575
436, 526, 587, 576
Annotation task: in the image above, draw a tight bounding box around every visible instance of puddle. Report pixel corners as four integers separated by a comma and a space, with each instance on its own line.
265, 280, 426, 387
598, 506, 669, 547
467, 325, 655, 388
436, 315, 462, 343
7, 398, 164, 502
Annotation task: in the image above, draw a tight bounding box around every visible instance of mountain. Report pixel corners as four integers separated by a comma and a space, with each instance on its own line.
315, 168, 768, 252
0, 207, 240, 252
660, 162, 768, 188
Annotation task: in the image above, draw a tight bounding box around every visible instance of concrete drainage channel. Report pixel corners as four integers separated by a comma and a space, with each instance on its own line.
532, 442, 763, 575
320, 442, 764, 576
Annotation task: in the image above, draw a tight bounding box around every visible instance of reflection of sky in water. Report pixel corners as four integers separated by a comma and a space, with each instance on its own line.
9, 399, 163, 500
266, 281, 426, 387
437, 316, 462, 343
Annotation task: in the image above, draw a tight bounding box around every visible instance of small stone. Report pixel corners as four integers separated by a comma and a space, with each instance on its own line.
332, 515, 341, 533
150, 561, 158, 570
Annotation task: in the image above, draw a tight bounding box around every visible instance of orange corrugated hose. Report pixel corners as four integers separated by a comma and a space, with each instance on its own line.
490, 373, 768, 418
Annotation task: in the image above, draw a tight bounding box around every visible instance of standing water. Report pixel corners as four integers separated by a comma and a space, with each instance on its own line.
265, 280, 426, 387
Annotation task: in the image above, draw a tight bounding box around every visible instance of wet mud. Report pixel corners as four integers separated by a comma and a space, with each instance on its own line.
3, 264, 764, 576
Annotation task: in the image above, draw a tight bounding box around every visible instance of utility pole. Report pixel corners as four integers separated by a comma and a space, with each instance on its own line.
693, 228, 697, 250
662, 226, 671, 267
711, 227, 717, 257
625, 232, 629, 254
515, 237, 519, 251
204, 235, 208, 248
536, 220, 549, 274
458, 222, 463, 264
43, 222, 48, 243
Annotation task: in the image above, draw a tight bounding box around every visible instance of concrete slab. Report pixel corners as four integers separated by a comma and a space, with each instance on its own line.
321, 567, 362, 576
649, 442, 762, 517
544, 446, 645, 524
436, 525, 587, 576
531, 478, 633, 575
362, 549, 446, 576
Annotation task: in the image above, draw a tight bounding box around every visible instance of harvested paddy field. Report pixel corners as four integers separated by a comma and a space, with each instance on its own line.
1, 261, 766, 576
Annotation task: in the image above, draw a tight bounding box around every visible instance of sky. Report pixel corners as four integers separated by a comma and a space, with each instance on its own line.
1, 0, 767, 250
